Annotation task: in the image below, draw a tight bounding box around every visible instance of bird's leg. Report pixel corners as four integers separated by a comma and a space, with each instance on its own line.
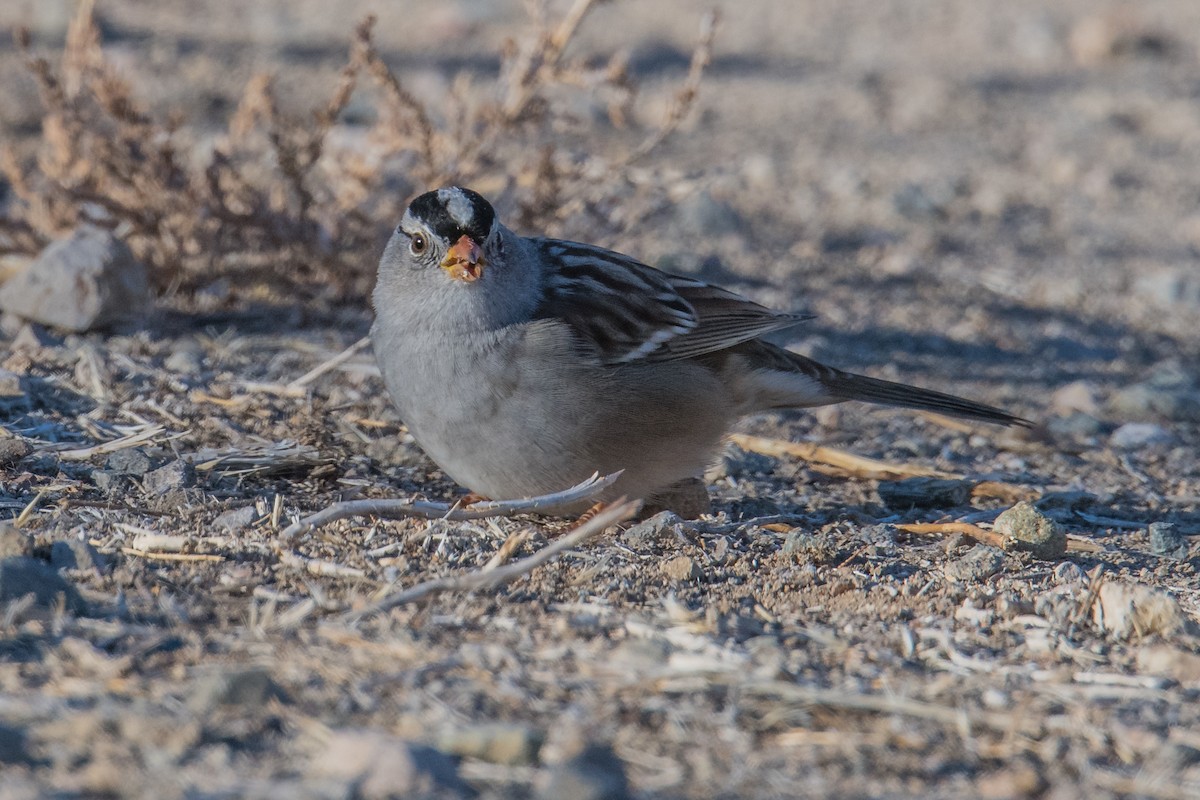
459, 492, 491, 507
571, 501, 608, 527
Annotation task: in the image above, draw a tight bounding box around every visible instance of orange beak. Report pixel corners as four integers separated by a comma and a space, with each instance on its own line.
440, 235, 486, 282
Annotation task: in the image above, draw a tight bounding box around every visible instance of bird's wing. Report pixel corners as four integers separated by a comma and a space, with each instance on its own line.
531, 238, 807, 365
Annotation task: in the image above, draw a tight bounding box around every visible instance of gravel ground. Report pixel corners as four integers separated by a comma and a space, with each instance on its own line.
1, 1, 1199, 798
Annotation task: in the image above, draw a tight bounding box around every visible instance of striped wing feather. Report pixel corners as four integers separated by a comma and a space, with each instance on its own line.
532, 239, 806, 365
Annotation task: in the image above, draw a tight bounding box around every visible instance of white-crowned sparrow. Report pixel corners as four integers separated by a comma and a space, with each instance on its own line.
371, 187, 1028, 507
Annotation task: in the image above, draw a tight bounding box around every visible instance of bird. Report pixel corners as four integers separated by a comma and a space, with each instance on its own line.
370, 186, 1029, 510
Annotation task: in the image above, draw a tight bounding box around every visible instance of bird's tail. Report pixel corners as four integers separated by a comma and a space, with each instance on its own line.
743, 341, 1031, 427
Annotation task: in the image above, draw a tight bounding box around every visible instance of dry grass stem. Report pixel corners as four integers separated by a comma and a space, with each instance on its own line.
343, 498, 638, 622
729, 433, 963, 480
287, 336, 372, 390
2, 0, 715, 294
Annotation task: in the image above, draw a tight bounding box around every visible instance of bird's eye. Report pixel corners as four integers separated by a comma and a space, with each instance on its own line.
410, 232, 428, 255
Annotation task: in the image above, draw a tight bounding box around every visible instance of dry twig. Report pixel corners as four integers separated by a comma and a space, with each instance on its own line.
342, 498, 638, 622
729, 433, 962, 480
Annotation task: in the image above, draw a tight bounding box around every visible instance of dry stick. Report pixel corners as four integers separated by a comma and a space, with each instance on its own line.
895, 521, 1010, 550
729, 433, 962, 480
287, 336, 371, 390
342, 498, 638, 623
279, 470, 622, 543
54, 425, 168, 461
897, 521, 1104, 554
625, 9, 720, 163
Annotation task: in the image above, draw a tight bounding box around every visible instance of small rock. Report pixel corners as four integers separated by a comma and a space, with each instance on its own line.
782, 531, 839, 563
1148, 522, 1190, 560
50, 538, 106, 573
621, 511, 687, 549
1109, 422, 1174, 449
438, 722, 542, 766
0, 437, 30, 467
313, 729, 470, 799
0, 226, 149, 332
0, 523, 32, 559
1094, 582, 1189, 639
189, 666, 284, 713
539, 744, 631, 800
994, 501, 1067, 559
213, 505, 257, 533
877, 477, 972, 509
1050, 380, 1101, 416
1053, 561, 1085, 583
662, 555, 701, 582
106, 448, 154, 476
944, 545, 1005, 582
142, 459, 195, 496
0, 556, 87, 614
91, 470, 122, 493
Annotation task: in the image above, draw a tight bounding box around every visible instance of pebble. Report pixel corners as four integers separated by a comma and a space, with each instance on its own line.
1053, 561, 1085, 583
0, 226, 150, 332
0, 556, 88, 614
142, 459, 196, 496
106, 448, 154, 477
782, 531, 830, 559
621, 510, 688, 549
993, 501, 1067, 559
1109, 422, 1174, 449
0, 438, 31, 468
1094, 581, 1189, 639
438, 722, 542, 766
1148, 522, 1190, 560
91, 470, 122, 493
213, 505, 258, 533
662, 555, 701, 582
944, 545, 1005, 582
313, 730, 470, 799
539, 744, 631, 800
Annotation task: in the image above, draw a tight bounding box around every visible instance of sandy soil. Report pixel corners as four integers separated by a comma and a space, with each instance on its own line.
1, 1, 1199, 798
